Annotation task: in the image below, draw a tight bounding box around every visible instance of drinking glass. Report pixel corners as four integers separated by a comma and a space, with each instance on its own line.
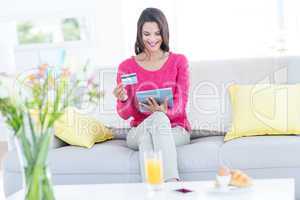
144, 150, 164, 190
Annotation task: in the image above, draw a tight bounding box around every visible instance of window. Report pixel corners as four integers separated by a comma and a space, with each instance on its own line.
62, 18, 81, 41
13, 15, 95, 71
16, 17, 88, 45
122, 0, 298, 60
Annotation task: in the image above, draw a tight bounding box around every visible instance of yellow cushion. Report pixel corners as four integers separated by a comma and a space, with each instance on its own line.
54, 107, 113, 148
225, 84, 300, 141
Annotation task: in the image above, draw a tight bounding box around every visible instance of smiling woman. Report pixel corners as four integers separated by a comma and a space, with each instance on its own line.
113, 7, 191, 183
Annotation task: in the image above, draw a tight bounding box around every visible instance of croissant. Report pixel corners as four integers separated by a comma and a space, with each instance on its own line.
229, 170, 252, 187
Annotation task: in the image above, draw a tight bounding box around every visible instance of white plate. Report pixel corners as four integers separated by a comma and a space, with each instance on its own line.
207, 185, 253, 195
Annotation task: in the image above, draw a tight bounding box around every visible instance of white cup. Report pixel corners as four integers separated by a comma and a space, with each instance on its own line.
216, 174, 231, 191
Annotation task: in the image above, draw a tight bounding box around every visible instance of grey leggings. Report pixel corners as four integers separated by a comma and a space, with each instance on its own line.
126, 111, 190, 181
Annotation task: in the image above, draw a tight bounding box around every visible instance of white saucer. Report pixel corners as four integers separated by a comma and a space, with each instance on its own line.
208, 185, 253, 195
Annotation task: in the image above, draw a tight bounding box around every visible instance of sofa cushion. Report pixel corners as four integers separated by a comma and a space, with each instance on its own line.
50, 140, 139, 174
4, 137, 224, 175
220, 136, 300, 169
3, 140, 139, 174
178, 136, 224, 173
178, 59, 288, 133
6, 135, 300, 176
225, 84, 300, 141
54, 107, 114, 148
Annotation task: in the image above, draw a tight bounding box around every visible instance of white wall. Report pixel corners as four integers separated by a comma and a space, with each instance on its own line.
0, 0, 101, 20
93, 0, 124, 66
0, 22, 16, 73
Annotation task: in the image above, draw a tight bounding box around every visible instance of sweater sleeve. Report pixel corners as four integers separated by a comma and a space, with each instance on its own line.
166, 55, 190, 120
116, 64, 135, 120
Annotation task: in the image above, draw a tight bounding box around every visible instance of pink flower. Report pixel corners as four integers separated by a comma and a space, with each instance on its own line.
87, 76, 95, 86
61, 68, 71, 78
38, 64, 48, 78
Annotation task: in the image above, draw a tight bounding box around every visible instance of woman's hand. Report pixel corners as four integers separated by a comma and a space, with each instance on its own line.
113, 83, 128, 101
140, 97, 168, 113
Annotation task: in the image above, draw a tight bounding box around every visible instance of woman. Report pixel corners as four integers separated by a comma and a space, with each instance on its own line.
113, 7, 191, 182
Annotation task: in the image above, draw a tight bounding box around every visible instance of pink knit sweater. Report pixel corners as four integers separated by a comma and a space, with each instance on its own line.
116, 52, 191, 132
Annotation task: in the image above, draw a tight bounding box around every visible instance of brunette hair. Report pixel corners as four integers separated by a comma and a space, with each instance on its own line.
135, 8, 170, 55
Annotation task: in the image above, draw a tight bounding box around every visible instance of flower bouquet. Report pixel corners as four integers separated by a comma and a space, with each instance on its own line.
0, 61, 102, 200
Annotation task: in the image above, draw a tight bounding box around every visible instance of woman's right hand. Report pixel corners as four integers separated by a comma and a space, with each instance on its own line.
113, 83, 128, 101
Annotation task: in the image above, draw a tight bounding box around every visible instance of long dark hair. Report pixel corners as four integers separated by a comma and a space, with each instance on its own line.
135, 8, 170, 55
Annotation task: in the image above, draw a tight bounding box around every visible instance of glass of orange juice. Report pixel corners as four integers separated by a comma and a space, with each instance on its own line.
144, 150, 164, 190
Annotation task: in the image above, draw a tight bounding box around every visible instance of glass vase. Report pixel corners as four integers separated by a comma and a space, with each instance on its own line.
14, 131, 55, 200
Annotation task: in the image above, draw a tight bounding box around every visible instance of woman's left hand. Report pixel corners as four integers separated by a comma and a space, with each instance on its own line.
140, 97, 168, 113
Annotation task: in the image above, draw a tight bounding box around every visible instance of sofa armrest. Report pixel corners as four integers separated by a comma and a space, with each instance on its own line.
7, 132, 68, 151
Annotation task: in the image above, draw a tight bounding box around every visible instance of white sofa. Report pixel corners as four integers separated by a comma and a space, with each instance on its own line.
3, 56, 300, 198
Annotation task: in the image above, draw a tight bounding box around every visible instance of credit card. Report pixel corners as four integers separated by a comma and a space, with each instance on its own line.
121, 73, 138, 86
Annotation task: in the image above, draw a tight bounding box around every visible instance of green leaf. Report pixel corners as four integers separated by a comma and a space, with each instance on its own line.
26, 106, 37, 149
40, 101, 49, 133
35, 131, 52, 166
17, 127, 34, 166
